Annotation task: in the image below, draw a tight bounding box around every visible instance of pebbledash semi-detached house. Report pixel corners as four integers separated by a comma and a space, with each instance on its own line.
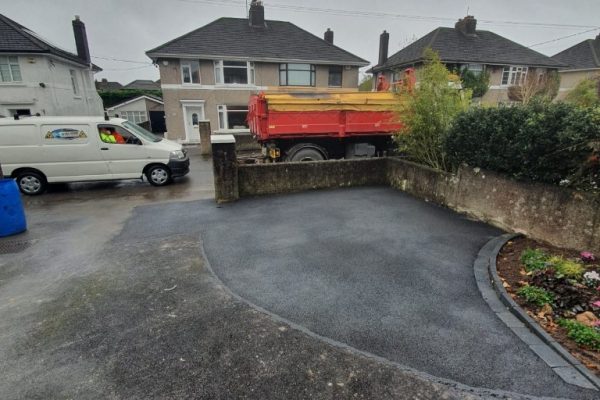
0, 13, 103, 118
146, 1, 368, 144
371, 16, 565, 104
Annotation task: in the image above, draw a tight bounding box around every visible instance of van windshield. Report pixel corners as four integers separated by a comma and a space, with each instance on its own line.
122, 121, 162, 143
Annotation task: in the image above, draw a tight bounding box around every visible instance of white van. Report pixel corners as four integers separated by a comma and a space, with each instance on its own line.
0, 116, 189, 195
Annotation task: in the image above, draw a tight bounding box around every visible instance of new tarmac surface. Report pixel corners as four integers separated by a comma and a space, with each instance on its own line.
196, 187, 598, 399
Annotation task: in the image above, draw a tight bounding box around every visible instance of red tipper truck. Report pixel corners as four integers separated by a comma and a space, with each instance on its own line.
247, 91, 403, 162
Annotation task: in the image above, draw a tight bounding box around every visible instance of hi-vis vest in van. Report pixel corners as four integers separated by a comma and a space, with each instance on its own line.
100, 132, 116, 143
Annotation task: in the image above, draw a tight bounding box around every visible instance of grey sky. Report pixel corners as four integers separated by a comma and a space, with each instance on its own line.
2, 0, 599, 84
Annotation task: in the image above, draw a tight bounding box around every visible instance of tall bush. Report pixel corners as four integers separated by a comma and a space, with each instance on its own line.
98, 89, 163, 109
445, 101, 600, 190
395, 49, 471, 170
460, 69, 490, 98
566, 77, 600, 108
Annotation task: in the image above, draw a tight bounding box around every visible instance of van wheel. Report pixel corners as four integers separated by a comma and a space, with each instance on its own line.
146, 165, 171, 186
16, 171, 47, 195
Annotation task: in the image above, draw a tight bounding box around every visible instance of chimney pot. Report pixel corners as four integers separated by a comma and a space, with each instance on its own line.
324, 28, 334, 44
249, 0, 265, 28
72, 16, 91, 65
378, 30, 389, 66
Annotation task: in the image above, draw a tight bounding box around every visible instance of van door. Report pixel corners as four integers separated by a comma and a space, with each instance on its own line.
41, 124, 110, 182
96, 124, 148, 178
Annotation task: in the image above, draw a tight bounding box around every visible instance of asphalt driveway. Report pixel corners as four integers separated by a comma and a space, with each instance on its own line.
198, 187, 598, 399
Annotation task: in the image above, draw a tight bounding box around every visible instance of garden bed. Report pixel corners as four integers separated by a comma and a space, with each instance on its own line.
497, 237, 600, 377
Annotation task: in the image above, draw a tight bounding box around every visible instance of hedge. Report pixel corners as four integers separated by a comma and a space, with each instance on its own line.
444, 101, 600, 190
98, 89, 162, 109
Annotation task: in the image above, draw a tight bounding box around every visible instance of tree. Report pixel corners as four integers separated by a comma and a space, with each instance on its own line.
565, 76, 600, 108
358, 75, 373, 92
460, 69, 490, 98
394, 49, 471, 171
508, 70, 560, 104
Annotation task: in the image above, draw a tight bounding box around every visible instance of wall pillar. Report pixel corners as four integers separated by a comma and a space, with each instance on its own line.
199, 121, 211, 155
211, 134, 238, 203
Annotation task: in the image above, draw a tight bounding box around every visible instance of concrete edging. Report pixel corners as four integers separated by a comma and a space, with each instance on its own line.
475, 233, 600, 391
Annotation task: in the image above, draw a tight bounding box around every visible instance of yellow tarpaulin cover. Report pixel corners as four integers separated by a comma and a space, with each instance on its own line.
262, 91, 399, 112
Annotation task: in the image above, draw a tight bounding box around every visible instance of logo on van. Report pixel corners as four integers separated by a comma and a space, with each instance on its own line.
45, 129, 87, 140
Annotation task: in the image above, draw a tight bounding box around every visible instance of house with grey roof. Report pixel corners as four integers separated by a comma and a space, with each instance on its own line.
371, 16, 565, 104
146, 0, 368, 143
96, 78, 123, 91
552, 34, 600, 100
123, 79, 161, 91
0, 13, 103, 118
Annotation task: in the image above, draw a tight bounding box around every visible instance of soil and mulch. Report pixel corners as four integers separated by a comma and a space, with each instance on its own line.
497, 237, 600, 377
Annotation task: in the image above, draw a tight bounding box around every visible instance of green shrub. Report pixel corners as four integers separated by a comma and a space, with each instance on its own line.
445, 101, 600, 189
395, 49, 471, 170
517, 285, 555, 306
546, 256, 585, 279
98, 89, 162, 108
559, 319, 600, 350
521, 248, 549, 272
460, 69, 490, 98
566, 77, 600, 108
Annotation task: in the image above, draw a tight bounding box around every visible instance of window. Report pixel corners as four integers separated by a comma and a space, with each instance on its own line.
328, 66, 343, 87
120, 111, 148, 124
70, 69, 79, 95
98, 125, 141, 145
181, 60, 200, 84
465, 64, 484, 76
0, 56, 22, 82
501, 66, 528, 86
217, 105, 249, 130
214, 60, 254, 85
279, 63, 316, 86
9, 109, 31, 117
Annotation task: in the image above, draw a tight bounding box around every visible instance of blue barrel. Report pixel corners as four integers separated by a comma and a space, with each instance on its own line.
0, 179, 27, 237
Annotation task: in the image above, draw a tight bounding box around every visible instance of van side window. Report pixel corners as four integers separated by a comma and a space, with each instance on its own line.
98, 125, 141, 145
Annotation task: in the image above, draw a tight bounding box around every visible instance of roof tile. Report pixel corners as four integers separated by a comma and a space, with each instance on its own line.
146, 17, 368, 66
376, 27, 565, 71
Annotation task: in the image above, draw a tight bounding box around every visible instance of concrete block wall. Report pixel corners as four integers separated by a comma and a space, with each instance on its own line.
238, 158, 388, 197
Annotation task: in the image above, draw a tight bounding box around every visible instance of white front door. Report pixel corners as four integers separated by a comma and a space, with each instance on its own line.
184, 106, 203, 143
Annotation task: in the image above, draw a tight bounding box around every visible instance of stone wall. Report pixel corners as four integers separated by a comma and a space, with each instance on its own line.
387, 158, 600, 253
238, 158, 387, 197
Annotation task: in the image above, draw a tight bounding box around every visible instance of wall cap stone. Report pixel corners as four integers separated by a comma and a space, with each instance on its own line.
211, 134, 236, 144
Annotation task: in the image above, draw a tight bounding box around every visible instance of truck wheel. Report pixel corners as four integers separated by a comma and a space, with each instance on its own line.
16, 170, 47, 195
146, 165, 171, 186
287, 147, 326, 162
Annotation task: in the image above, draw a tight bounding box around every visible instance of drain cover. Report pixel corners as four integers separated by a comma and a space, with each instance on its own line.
0, 239, 35, 255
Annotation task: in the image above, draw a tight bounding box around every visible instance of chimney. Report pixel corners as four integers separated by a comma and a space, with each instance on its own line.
455, 15, 477, 36
378, 30, 389, 66
72, 15, 91, 64
324, 28, 334, 44
249, 0, 265, 28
